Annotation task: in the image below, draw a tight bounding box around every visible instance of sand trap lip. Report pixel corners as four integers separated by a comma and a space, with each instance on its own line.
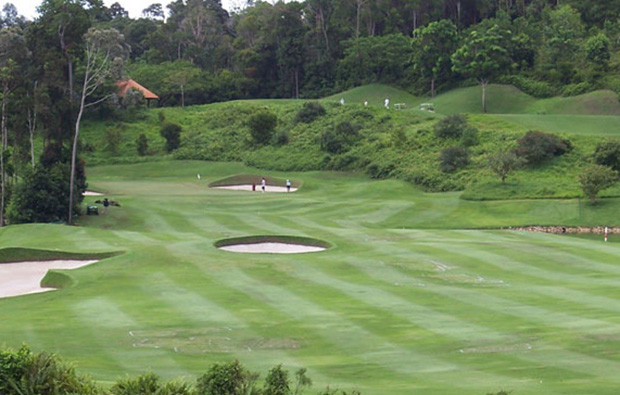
83, 191, 104, 196
0, 260, 98, 299
219, 242, 325, 254
211, 185, 298, 193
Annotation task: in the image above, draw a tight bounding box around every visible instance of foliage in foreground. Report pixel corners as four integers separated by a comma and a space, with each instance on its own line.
0, 345, 356, 395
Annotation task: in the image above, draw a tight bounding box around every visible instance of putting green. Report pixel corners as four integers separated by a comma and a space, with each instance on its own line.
1, 160, 620, 394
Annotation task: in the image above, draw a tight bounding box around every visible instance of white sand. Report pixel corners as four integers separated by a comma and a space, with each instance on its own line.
212, 185, 298, 193
83, 191, 104, 196
219, 242, 325, 254
0, 260, 98, 299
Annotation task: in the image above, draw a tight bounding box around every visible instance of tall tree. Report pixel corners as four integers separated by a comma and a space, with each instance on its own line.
412, 19, 459, 98
68, 28, 128, 224
451, 21, 512, 113
0, 27, 29, 227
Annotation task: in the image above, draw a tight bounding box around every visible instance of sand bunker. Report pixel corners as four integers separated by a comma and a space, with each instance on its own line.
0, 260, 98, 299
212, 185, 298, 193
219, 242, 325, 254
83, 191, 104, 196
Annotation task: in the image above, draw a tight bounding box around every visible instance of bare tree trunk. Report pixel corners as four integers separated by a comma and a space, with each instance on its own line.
431, 77, 435, 99
294, 69, 299, 99
0, 88, 5, 227
181, 84, 185, 107
27, 81, 38, 168
59, 24, 74, 102
481, 79, 488, 113
68, 86, 86, 225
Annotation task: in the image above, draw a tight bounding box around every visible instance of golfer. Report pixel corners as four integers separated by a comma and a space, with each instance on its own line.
286, 179, 291, 192
261, 177, 266, 193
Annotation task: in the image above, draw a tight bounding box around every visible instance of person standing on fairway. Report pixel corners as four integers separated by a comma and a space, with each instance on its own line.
384, 98, 390, 109
102, 198, 109, 214
286, 179, 291, 192
261, 177, 266, 193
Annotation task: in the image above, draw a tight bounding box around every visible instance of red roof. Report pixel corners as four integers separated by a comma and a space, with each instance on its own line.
116, 79, 159, 100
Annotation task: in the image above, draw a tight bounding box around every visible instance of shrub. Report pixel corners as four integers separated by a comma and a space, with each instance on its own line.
439, 146, 469, 173
320, 121, 361, 154
248, 109, 278, 145
460, 126, 479, 147
562, 82, 593, 97
294, 102, 326, 124
7, 163, 82, 224
2, 347, 98, 395
579, 164, 618, 202
433, 114, 467, 139
273, 129, 290, 146
487, 148, 526, 184
104, 126, 123, 154
499, 75, 557, 98
159, 122, 182, 153
263, 364, 289, 395
136, 133, 148, 156
110, 372, 161, 395
514, 131, 571, 165
593, 140, 620, 172
196, 360, 259, 395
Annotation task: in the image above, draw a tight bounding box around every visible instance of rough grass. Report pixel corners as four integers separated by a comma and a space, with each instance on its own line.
3, 161, 620, 394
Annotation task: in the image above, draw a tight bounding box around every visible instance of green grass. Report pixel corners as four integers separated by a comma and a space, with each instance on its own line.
3, 161, 620, 394
432, 84, 620, 116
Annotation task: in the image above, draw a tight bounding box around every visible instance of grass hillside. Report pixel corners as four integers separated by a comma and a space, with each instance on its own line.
80, 83, 620, 200
324, 83, 426, 110
3, 161, 620, 395
432, 84, 620, 116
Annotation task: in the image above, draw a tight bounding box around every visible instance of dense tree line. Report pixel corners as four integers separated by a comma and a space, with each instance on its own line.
2, 0, 620, 224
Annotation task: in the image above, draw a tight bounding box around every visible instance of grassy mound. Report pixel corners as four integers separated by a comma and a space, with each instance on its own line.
0, 247, 119, 264
209, 174, 297, 188
433, 84, 620, 115
323, 83, 424, 109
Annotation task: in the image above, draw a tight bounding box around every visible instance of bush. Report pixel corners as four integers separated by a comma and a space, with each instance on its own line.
579, 164, 618, 202
593, 140, 620, 172
273, 129, 290, 146
110, 372, 161, 394
196, 360, 259, 395
562, 82, 594, 97
320, 121, 361, 154
433, 114, 467, 139
248, 109, 278, 145
499, 75, 557, 98
294, 102, 326, 123
514, 131, 571, 165
136, 133, 148, 156
159, 122, 182, 153
487, 148, 525, 184
104, 126, 123, 154
460, 126, 479, 147
0, 346, 98, 395
439, 146, 469, 173
7, 163, 82, 224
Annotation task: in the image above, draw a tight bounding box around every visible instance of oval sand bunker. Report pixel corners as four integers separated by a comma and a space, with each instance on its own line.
219, 242, 325, 254
216, 236, 329, 254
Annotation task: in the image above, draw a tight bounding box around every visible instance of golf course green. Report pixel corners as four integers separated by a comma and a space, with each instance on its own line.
2, 159, 620, 394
